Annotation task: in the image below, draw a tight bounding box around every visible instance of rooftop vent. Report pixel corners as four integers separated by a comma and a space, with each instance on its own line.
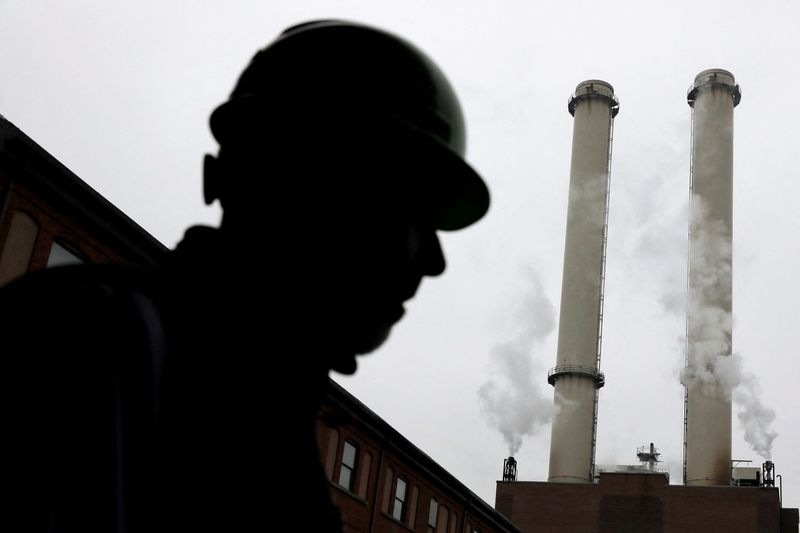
503, 457, 517, 482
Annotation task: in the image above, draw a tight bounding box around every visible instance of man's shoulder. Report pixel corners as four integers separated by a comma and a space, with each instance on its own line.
0, 263, 162, 345
1, 263, 169, 413
1, 263, 156, 303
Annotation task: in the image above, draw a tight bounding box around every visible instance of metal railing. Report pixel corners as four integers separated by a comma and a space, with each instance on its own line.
547, 364, 605, 388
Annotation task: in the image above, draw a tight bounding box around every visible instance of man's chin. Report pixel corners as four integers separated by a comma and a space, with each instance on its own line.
329, 323, 393, 375
330, 354, 358, 375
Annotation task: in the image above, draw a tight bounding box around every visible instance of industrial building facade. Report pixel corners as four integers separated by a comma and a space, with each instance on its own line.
497, 472, 796, 533
319, 380, 518, 533
0, 115, 166, 286
499, 70, 799, 533
0, 114, 517, 533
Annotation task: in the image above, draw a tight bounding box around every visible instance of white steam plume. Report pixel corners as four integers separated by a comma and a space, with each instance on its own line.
478, 265, 556, 456
682, 194, 733, 394
682, 195, 777, 459
733, 356, 778, 460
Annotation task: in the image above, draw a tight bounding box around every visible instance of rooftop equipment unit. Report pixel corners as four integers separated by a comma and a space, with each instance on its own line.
503, 457, 518, 482
732, 467, 761, 487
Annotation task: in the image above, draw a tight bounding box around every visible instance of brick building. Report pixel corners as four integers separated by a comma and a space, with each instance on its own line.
319, 380, 518, 533
496, 472, 798, 533
0, 114, 166, 287
1, 114, 519, 533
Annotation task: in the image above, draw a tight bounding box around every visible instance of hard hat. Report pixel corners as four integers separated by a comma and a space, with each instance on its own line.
209, 19, 489, 231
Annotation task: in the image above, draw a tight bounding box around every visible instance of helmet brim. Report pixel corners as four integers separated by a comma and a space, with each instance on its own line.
210, 99, 490, 231
395, 122, 490, 231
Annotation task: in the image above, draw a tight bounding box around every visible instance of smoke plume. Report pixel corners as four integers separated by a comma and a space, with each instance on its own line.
682, 195, 777, 458
568, 172, 609, 232
681, 194, 734, 394
478, 265, 556, 456
733, 355, 778, 460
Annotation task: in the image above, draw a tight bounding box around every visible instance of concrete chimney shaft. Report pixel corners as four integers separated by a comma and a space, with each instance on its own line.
547, 80, 617, 483
684, 69, 740, 486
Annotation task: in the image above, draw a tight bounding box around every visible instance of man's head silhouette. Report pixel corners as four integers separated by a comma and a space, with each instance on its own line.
0, 19, 491, 532
201, 20, 490, 373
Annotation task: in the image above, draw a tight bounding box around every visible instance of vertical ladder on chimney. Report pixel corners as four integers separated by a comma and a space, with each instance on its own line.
682, 106, 696, 486
590, 112, 615, 481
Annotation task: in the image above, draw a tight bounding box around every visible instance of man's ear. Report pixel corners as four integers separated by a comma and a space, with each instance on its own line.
203, 154, 219, 205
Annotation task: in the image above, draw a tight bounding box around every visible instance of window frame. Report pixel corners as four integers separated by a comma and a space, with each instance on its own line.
428, 497, 439, 529
337, 440, 358, 492
391, 475, 408, 522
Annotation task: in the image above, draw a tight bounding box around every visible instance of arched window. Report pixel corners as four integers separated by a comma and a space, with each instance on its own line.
323, 428, 339, 480
408, 485, 419, 528
0, 210, 39, 286
356, 451, 371, 499
381, 468, 394, 513
448, 512, 458, 533
437, 504, 449, 532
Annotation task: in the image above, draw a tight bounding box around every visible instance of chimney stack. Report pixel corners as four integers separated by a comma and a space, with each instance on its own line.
547, 80, 618, 483
684, 69, 741, 486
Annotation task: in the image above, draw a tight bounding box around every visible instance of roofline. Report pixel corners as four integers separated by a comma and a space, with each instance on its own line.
326, 378, 520, 532
0, 114, 168, 265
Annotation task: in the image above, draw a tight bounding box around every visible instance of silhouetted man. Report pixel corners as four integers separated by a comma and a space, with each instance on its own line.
3, 20, 489, 531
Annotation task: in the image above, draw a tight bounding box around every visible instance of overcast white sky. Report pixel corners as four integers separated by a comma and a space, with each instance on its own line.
3, 0, 800, 512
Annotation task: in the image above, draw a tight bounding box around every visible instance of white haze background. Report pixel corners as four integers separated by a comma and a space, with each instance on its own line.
2, 0, 799, 510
